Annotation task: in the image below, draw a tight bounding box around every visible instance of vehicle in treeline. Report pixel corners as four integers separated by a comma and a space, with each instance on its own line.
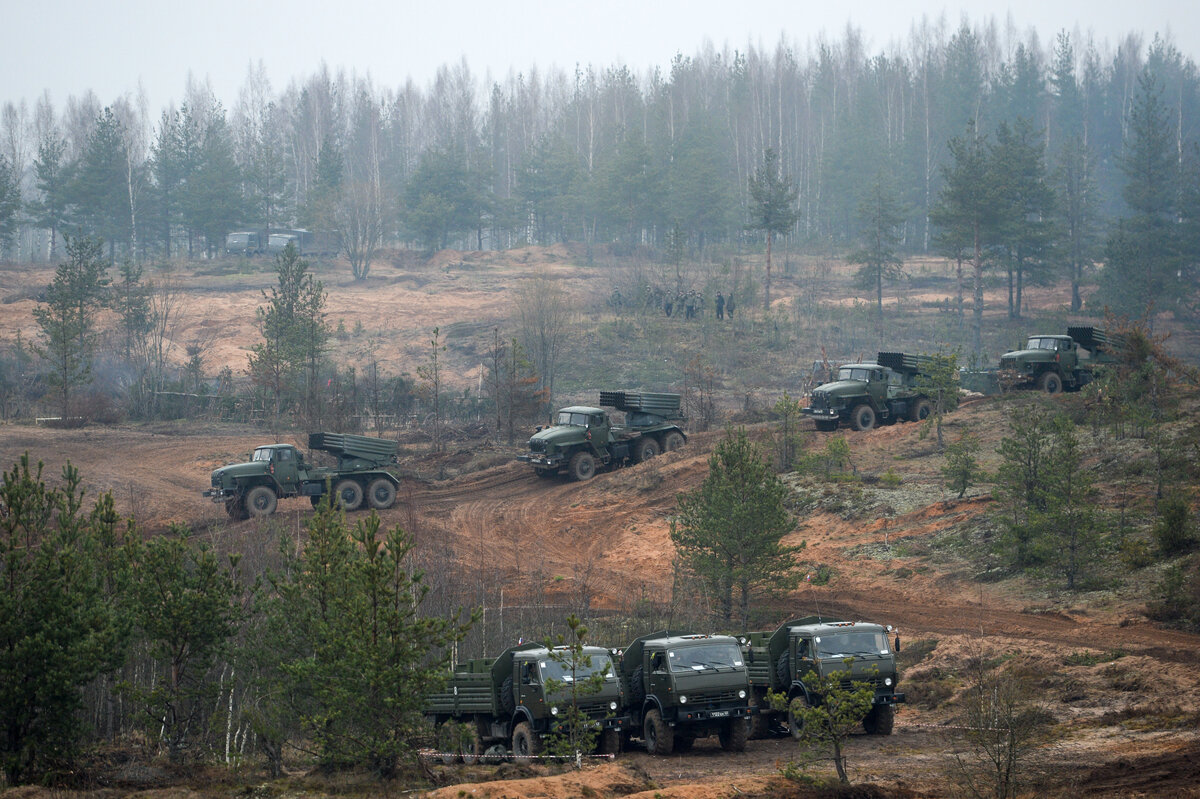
742, 617, 904, 738
203, 432, 399, 519
266, 228, 341, 257
224, 229, 267, 255
518, 391, 687, 481
802, 352, 936, 431
617, 631, 752, 755
424, 643, 627, 762
960, 326, 1124, 395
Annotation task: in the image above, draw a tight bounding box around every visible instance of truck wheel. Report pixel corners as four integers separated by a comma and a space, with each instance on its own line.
909, 398, 932, 422
534, 468, 556, 479
1038, 371, 1063, 394
568, 451, 596, 481
719, 717, 748, 752
633, 437, 660, 463
851, 404, 877, 431
459, 727, 485, 764
500, 676, 515, 715
334, 479, 363, 511
776, 652, 792, 686
787, 694, 809, 740
629, 667, 645, 705
643, 708, 674, 755
244, 486, 277, 518
511, 721, 542, 758
367, 478, 396, 510
748, 691, 771, 739
225, 499, 249, 520
663, 431, 686, 451
864, 703, 895, 735
310, 495, 323, 508
814, 419, 838, 432
598, 728, 621, 755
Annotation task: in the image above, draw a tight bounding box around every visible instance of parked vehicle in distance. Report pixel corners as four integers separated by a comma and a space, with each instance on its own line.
960, 326, 1124, 395
267, 228, 341, 257
802, 352, 939, 431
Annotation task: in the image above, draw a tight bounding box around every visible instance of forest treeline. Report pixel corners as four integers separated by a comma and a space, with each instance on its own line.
0, 20, 1197, 314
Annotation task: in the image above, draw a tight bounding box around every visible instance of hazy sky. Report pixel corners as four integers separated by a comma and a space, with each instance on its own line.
3, 0, 1196, 112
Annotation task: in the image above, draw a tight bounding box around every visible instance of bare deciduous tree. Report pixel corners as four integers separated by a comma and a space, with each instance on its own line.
515, 269, 571, 409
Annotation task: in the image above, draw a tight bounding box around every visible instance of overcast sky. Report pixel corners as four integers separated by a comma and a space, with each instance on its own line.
2, 0, 1196, 112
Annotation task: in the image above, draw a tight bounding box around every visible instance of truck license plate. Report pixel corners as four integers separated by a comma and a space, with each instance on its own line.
710, 710, 729, 718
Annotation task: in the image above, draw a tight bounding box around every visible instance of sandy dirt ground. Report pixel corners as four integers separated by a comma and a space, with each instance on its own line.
1, 249, 1198, 797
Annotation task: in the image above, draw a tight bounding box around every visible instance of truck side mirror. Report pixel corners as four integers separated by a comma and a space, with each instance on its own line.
894, 635, 901, 653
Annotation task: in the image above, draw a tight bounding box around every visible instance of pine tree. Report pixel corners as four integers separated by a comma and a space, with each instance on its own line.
671, 429, 803, 624
848, 170, 908, 315
29, 135, 70, 260
747, 147, 800, 310
32, 235, 111, 419
0, 155, 21, 257
69, 108, 132, 257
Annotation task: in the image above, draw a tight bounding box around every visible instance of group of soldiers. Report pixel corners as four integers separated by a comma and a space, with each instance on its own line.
663, 290, 736, 320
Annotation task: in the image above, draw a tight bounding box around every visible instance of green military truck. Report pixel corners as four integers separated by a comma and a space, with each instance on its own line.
802, 352, 936, 432
203, 432, 399, 519
994, 326, 1121, 394
618, 631, 752, 755
518, 391, 687, 481
424, 643, 628, 762
743, 617, 904, 738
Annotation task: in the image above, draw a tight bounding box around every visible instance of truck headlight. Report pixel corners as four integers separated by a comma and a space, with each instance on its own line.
738, 689, 747, 699
884, 677, 893, 687
609, 701, 618, 711
679, 695, 687, 704
550, 706, 558, 716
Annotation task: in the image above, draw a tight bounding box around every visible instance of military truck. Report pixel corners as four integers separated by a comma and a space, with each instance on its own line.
203, 432, 399, 519
424, 643, 627, 762
743, 617, 904, 738
998, 326, 1122, 394
224, 229, 267, 256
518, 391, 687, 481
267, 229, 341, 257
802, 352, 936, 431
618, 631, 752, 755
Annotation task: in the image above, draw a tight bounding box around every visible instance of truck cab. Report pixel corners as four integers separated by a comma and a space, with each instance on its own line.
999, 335, 1080, 393
620, 632, 751, 755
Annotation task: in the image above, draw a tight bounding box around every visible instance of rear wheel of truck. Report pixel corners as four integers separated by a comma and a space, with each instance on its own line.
719, 717, 748, 751
663, 431, 686, 451
814, 419, 839, 432
863, 703, 895, 735
748, 691, 771, 739
909, 398, 932, 422
511, 721, 542, 759
643, 708, 674, 755
633, 436, 660, 463
335, 479, 363, 511
851, 404, 877, 431
459, 727, 485, 764
568, 451, 596, 481
244, 486, 277, 518
367, 478, 396, 510
1038, 371, 1063, 394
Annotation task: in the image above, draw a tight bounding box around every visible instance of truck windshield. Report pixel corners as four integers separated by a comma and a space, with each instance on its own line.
539, 654, 615, 682
669, 642, 744, 672
815, 632, 889, 658
837, 367, 874, 382
252, 448, 274, 462
556, 412, 591, 426
1026, 337, 1060, 350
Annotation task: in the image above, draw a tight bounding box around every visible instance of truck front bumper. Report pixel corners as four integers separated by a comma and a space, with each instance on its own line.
203, 487, 237, 502
517, 453, 565, 468
801, 407, 840, 419
874, 691, 906, 705
675, 705, 751, 724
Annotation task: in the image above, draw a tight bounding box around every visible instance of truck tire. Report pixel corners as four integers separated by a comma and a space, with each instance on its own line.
511, 721, 542, 758
568, 451, 596, 481
459, 726, 485, 764
598, 728, 621, 755
909, 398, 932, 422
662, 431, 686, 452
719, 717, 748, 752
500, 676, 515, 715
244, 485, 277, 518
748, 691, 770, 739
225, 498, 249, 520
366, 477, 396, 510
334, 479, 363, 511
643, 708, 674, 755
863, 703, 895, 735
633, 436, 660, 463
629, 667, 645, 705
787, 694, 809, 740
534, 467, 556, 479
814, 419, 839, 432
1038, 371, 1063, 395
776, 652, 792, 686
851, 404, 877, 431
